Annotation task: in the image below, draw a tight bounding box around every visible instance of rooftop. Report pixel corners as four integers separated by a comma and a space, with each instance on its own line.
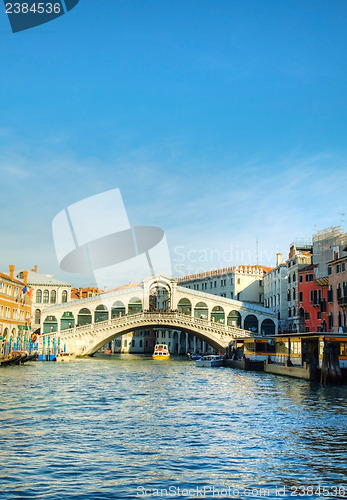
17, 269, 71, 287
178, 265, 273, 282
0, 271, 24, 286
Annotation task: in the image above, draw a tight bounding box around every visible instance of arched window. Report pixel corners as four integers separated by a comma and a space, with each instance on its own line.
43, 290, 49, 303
50, 290, 56, 303
36, 289, 42, 303
62, 290, 67, 303
34, 309, 41, 324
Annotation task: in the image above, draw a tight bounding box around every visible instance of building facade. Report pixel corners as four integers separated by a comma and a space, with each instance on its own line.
297, 265, 329, 332
0, 266, 32, 351
17, 267, 72, 333
327, 245, 347, 332
178, 265, 272, 305
263, 253, 288, 330
285, 241, 313, 332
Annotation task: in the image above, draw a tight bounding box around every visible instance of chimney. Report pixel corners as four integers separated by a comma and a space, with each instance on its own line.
32, 265, 38, 273
9, 265, 15, 280
276, 253, 282, 266
23, 271, 28, 286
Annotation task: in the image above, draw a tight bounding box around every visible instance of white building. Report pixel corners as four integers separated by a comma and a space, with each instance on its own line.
17, 266, 72, 332
263, 253, 288, 330
178, 265, 272, 305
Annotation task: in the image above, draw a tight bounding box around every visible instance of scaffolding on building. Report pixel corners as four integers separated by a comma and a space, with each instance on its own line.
313, 226, 347, 279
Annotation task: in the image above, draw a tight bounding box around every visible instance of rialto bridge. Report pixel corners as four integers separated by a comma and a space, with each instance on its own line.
39, 275, 277, 356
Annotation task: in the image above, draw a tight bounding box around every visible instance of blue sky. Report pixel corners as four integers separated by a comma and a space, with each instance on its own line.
0, 0, 346, 286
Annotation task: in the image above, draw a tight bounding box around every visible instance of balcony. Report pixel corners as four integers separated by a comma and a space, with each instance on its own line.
337, 296, 347, 308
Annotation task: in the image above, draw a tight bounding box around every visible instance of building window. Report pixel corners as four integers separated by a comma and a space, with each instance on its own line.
299, 275, 303, 283
342, 263, 346, 272
299, 292, 303, 302
36, 289, 42, 303
50, 290, 56, 304
328, 266, 332, 275
43, 290, 49, 303
35, 309, 41, 324
293, 273, 296, 282
62, 290, 68, 303
336, 264, 341, 274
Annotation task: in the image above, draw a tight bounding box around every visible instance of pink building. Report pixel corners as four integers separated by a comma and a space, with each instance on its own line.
327, 245, 347, 332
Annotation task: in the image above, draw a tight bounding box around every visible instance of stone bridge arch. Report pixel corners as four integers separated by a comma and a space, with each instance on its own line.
47, 312, 252, 357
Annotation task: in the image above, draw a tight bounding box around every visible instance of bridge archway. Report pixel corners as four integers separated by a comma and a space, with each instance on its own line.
128, 297, 142, 315
111, 301, 126, 318
244, 314, 258, 332
227, 310, 241, 328
261, 318, 276, 335
194, 301, 208, 319
149, 280, 171, 311
211, 306, 225, 324
95, 305, 108, 323
178, 298, 191, 315
78, 308, 92, 326
60, 311, 75, 330
43, 315, 58, 333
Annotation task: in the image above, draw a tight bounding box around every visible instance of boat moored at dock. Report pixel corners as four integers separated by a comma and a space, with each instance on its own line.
226, 332, 347, 383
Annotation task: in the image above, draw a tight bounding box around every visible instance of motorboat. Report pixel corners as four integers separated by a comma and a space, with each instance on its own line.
152, 344, 170, 360
187, 353, 202, 361
196, 354, 225, 367
55, 353, 76, 362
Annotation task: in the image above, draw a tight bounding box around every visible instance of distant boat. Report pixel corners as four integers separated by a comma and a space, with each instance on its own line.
55, 353, 76, 362
152, 344, 170, 360
187, 353, 202, 361
196, 354, 225, 368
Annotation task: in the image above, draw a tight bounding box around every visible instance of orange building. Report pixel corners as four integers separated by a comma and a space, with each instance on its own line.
71, 287, 101, 300
0, 265, 32, 345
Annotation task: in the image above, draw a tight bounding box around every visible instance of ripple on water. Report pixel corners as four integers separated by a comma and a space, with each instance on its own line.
0, 356, 347, 499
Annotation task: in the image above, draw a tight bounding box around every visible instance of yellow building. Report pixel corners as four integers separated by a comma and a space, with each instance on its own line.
0, 266, 32, 348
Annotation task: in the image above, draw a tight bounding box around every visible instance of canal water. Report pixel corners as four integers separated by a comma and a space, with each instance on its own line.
0, 356, 346, 499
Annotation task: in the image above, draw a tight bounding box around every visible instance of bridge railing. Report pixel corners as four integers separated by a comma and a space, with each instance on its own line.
41, 311, 251, 342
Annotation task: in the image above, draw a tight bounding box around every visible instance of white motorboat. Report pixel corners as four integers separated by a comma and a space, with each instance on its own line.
196, 354, 225, 367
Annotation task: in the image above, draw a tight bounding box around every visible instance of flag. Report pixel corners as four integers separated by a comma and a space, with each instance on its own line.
22, 285, 27, 295
27, 287, 33, 298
